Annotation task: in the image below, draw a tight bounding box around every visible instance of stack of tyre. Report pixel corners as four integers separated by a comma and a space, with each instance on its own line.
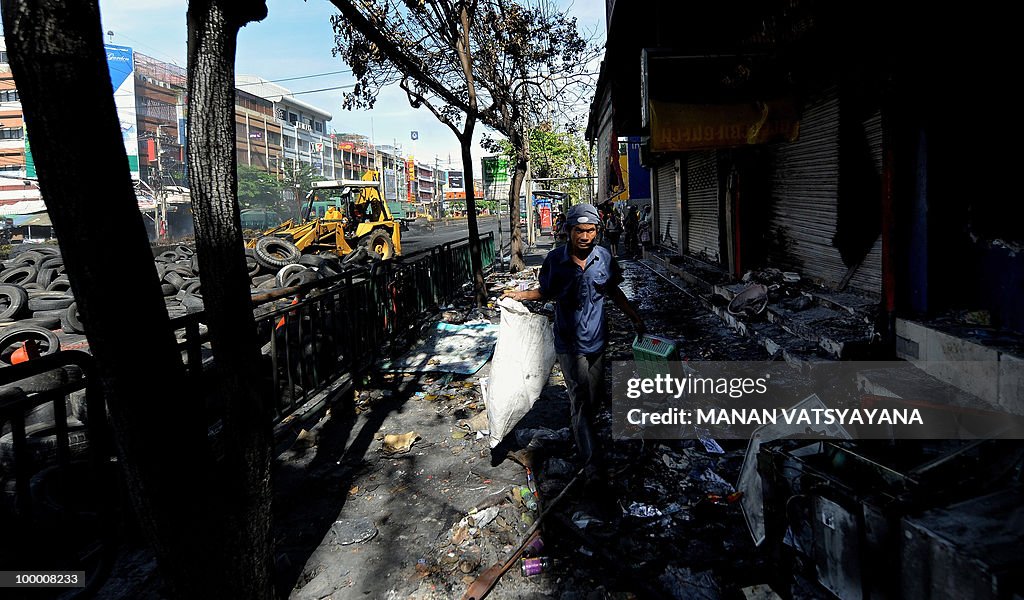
0, 248, 81, 366
247, 236, 364, 294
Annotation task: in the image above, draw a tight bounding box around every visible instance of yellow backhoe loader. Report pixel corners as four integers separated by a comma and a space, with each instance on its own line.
246, 171, 402, 260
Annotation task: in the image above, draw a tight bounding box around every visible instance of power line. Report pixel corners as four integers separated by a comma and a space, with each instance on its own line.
236, 69, 354, 87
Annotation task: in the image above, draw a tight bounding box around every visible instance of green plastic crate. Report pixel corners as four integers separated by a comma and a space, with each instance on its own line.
632, 334, 680, 381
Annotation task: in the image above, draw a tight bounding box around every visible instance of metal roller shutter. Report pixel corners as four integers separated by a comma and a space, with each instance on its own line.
767, 88, 843, 287
686, 151, 719, 261
847, 111, 883, 296
655, 160, 680, 251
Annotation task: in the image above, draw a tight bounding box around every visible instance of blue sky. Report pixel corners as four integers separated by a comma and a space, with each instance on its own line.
89, 0, 606, 174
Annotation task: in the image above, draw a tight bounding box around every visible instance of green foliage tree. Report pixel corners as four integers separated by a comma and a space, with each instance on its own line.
236, 164, 283, 210
279, 160, 324, 220
484, 125, 591, 206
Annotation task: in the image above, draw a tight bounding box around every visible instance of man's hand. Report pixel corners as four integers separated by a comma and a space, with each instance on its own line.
503, 288, 543, 302
632, 317, 647, 339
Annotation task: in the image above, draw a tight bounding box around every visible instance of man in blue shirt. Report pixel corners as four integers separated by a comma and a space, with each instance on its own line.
505, 203, 645, 480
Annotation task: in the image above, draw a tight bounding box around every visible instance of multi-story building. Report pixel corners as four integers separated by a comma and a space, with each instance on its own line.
234, 88, 284, 176
0, 38, 42, 211
235, 74, 335, 180
134, 52, 186, 186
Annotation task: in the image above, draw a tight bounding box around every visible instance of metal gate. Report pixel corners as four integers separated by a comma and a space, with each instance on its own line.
767, 88, 843, 286
655, 160, 680, 250
686, 151, 719, 262
848, 111, 884, 296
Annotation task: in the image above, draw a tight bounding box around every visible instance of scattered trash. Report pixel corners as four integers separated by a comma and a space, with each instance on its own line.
514, 426, 570, 449
699, 468, 735, 495
625, 501, 663, 518
741, 584, 784, 600
382, 431, 420, 454
659, 566, 721, 600
782, 272, 801, 283
459, 410, 489, 432
330, 518, 378, 546
727, 284, 768, 317
544, 457, 576, 477
522, 535, 545, 557
696, 428, 725, 454
468, 505, 500, 528
289, 428, 317, 452
520, 556, 551, 576
572, 510, 602, 529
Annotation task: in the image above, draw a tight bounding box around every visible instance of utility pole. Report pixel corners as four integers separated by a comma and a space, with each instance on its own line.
155, 124, 168, 242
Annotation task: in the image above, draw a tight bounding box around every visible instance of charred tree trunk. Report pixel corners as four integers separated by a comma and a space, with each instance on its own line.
461, 131, 486, 305
0, 0, 212, 595
186, 0, 274, 598
507, 135, 529, 272
456, 3, 486, 306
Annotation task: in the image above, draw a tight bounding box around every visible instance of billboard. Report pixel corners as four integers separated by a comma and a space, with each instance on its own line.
481, 156, 510, 202
383, 168, 397, 200
447, 170, 464, 191
105, 44, 140, 180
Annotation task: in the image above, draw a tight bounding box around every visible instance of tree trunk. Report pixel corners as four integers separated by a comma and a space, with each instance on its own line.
186, 0, 274, 598
0, 0, 212, 595
456, 3, 486, 306
461, 129, 486, 306
507, 141, 529, 272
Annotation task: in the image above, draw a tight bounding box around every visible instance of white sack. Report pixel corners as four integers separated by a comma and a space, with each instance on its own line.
484, 297, 556, 447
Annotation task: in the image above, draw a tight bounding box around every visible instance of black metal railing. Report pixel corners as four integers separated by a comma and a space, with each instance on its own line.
170, 232, 495, 422
0, 351, 115, 595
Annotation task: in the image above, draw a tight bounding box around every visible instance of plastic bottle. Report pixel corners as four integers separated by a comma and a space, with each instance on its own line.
519, 487, 538, 511
520, 556, 551, 577
522, 535, 545, 557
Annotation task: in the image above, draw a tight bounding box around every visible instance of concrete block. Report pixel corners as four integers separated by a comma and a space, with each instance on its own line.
998, 352, 1024, 416
923, 328, 999, 407
895, 319, 931, 362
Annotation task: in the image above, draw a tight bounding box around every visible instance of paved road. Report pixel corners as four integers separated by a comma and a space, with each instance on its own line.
399, 215, 508, 255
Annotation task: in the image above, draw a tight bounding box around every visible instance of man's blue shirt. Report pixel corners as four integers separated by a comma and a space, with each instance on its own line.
539, 244, 623, 355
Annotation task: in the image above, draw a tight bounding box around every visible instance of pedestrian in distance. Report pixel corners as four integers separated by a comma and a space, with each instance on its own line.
623, 205, 640, 258
503, 203, 645, 486
604, 208, 622, 257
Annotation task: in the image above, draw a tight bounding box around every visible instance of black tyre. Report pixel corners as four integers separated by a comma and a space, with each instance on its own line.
161, 283, 178, 296
360, 230, 395, 260
36, 267, 57, 289
181, 279, 201, 295
156, 250, 179, 263
180, 293, 204, 314
163, 271, 186, 291
254, 236, 302, 269
251, 274, 275, 286
0, 265, 38, 285
298, 254, 326, 268
44, 276, 70, 293
10, 250, 45, 267
244, 250, 260, 277
191, 254, 201, 274
0, 284, 28, 320
27, 293, 75, 312
21, 315, 62, 330
282, 270, 319, 288
175, 244, 195, 258
61, 302, 85, 334
275, 264, 307, 287
342, 247, 369, 265
0, 324, 60, 364
0, 422, 90, 468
